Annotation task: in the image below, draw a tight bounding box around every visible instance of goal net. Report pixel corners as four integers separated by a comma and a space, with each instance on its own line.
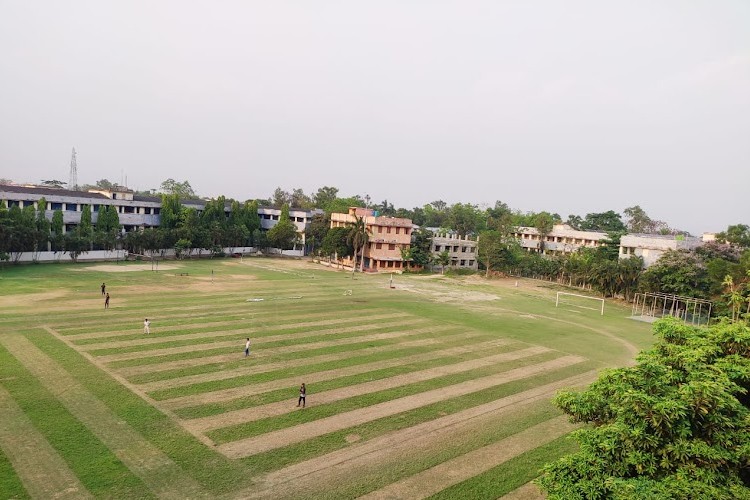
555, 292, 604, 315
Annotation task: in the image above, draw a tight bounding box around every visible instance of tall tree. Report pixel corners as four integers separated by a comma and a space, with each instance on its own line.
160, 178, 197, 199
266, 204, 297, 250
533, 212, 555, 254
578, 210, 626, 233
346, 215, 369, 274
717, 224, 750, 248
539, 317, 750, 499
313, 186, 339, 211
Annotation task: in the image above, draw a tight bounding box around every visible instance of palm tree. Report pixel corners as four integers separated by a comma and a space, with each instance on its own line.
346, 215, 369, 277
723, 275, 744, 322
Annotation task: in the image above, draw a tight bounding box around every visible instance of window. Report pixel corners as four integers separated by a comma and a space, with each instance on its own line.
395, 227, 400, 234
460, 260, 466, 266
375, 243, 382, 249
65, 203, 77, 211
388, 244, 395, 250
50, 202, 62, 210
453, 246, 459, 252
92, 205, 99, 212
143, 207, 151, 214
468, 260, 474, 266
387, 227, 391, 234
153, 208, 160, 215
378, 226, 383, 233
434, 245, 441, 252
124, 206, 135, 214
112, 193, 117, 199
461, 246, 467, 253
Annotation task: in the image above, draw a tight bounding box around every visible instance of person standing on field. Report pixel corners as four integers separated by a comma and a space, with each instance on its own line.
297, 383, 306, 408
244, 338, 251, 357
104, 293, 110, 309
101, 282, 106, 295
144, 319, 150, 334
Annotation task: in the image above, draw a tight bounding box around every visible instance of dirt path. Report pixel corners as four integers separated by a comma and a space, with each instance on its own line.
500, 482, 546, 499
218, 355, 585, 458
141, 335, 506, 393
97, 321, 441, 364
0, 335, 209, 500
359, 415, 574, 499
185, 345, 549, 432
0, 384, 92, 499
234, 370, 596, 499
78, 313, 416, 351
68, 309, 401, 342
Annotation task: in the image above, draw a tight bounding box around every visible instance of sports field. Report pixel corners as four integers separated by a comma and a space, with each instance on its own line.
0, 258, 654, 499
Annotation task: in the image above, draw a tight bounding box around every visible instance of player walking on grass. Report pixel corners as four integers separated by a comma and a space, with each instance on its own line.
144, 319, 150, 334
297, 383, 306, 408
104, 292, 110, 309
244, 338, 251, 357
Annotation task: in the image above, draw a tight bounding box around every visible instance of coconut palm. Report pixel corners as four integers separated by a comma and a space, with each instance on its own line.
346, 215, 369, 276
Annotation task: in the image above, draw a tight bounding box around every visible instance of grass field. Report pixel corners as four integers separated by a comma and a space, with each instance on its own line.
0, 257, 655, 499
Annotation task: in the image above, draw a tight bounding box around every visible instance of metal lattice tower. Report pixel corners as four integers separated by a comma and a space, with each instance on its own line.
68, 148, 78, 190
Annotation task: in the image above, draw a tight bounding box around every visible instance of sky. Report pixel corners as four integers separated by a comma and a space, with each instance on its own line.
1, 1, 748, 235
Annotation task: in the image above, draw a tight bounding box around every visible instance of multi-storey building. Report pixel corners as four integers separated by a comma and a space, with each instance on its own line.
0, 184, 317, 244
619, 234, 704, 268
512, 224, 608, 255
430, 233, 478, 270
330, 207, 412, 272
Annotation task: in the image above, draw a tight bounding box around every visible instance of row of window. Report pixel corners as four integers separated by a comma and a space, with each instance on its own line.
516, 233, 601, 246
3, 200, 160, 215
372, 243, 397, 251
433, 245, 475, 253
374, 225, 410, 235
260, 214, 308, 223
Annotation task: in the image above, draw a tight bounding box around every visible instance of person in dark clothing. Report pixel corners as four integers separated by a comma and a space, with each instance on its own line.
104, 293, 110, 309
101, 282, 106, 295
297, 383, 306, 408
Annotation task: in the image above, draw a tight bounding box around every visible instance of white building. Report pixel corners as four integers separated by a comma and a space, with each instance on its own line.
431, 233, 478, 270
512, 224, 609, 256
619, 234, 704, 268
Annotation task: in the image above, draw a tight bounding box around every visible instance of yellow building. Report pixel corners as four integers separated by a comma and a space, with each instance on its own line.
330, 207, 413, 272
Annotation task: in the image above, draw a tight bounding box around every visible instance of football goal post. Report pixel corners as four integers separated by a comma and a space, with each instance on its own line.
556, 292, 604, 315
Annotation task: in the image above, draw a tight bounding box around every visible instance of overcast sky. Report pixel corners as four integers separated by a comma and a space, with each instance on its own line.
1, 1, 748, 234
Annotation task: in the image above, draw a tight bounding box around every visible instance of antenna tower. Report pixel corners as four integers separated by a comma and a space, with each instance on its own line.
68, 148, 78, 190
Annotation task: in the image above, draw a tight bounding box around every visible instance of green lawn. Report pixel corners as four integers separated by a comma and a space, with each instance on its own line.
0, 258, 654, 499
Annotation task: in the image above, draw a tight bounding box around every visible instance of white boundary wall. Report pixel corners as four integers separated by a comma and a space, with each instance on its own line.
7, 247, 303, 264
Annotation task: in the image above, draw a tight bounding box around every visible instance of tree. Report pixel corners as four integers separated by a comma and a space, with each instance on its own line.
291, 188, 312, 209
266, 204, 297, 250
321, 227, 352, 261
436, 250, 451, 274
447, 203, 482, 237
160, 194, 182, 231
160, 178, 197, 199
717, 224, 750, 249
410, 228, 434, 269
539, 317, 750, 499
624, 205, 668, 234
578, 210, 626, 233
346, 215, 369, 274
34, 197, 50, 254
50, 209, 64, 251
271, 187, 290, 208
640, 250, 711, 298
305, 213, 330, 255
313, 186, 339, 211
533, 212, 555, 254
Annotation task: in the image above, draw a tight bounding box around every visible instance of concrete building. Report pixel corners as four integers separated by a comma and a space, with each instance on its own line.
430, 233, 478, 270
619, 234, 704, 268
0, 184, 317, 244
330, 207, 412, 272
512, 224, 609, 255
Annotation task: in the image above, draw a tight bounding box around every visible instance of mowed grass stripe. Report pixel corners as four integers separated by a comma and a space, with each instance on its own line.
0, 385, 92, 500
185, 346, 551, 433
0, 444, 29, 500
144, 325, 463, 402
206, 351, 563, 444
79, 314, 419, 353
360, 415, 576, 500
0, 335, 209, 500
154, 333, 486, 407
142, 336, 513, 393
171, 337, 513, 418
67, 306, 396, 341
434, 436, 575, 500
119, 327, 462, 376
236, 370, 596, 498
104, 323, 453, 368
52, 292, 384, 332
218, 355, 586, 458
0, 343, 153, 499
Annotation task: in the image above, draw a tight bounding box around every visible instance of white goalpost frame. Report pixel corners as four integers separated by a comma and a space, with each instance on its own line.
556, 292, 605, 316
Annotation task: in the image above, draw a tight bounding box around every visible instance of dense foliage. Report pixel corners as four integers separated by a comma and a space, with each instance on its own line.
539, 317, 750, 499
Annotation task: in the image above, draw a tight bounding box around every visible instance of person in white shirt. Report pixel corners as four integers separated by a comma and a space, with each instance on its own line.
144, 319, 150, 334
245, 338, 251, 357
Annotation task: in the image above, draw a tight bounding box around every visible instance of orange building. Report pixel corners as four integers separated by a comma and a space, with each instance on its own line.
330, 207, 413, 272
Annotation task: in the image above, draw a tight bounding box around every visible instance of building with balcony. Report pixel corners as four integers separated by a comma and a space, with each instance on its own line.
330, 207, 412, 272
512, 224, 609, 255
